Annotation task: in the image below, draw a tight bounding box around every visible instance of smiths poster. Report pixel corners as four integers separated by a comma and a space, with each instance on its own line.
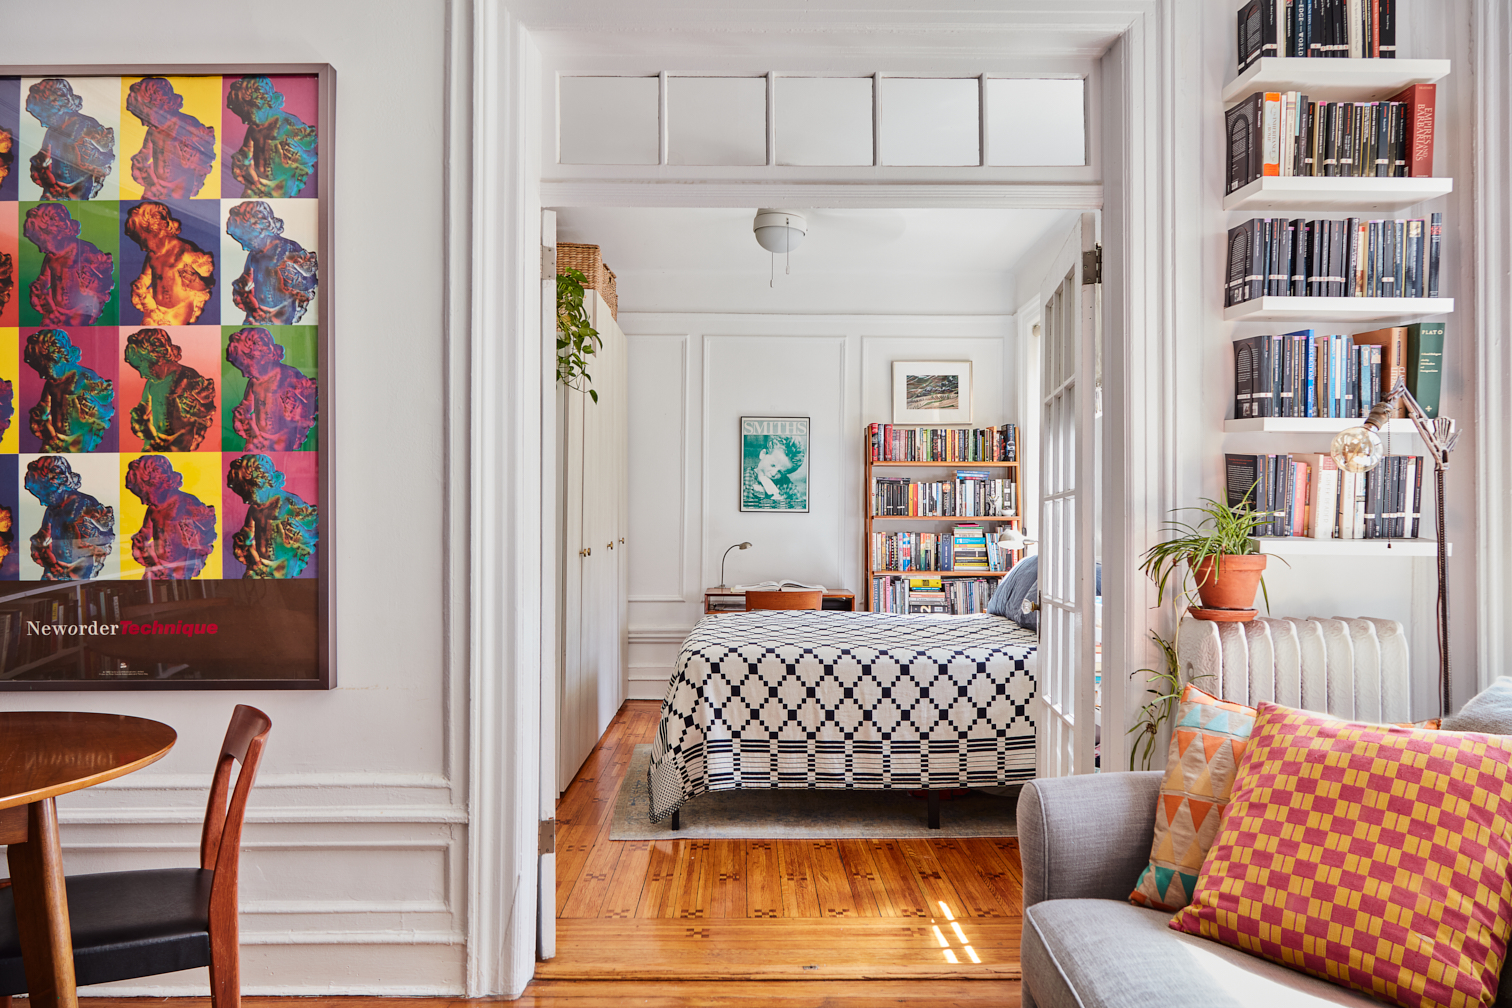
740, 416, 809, 513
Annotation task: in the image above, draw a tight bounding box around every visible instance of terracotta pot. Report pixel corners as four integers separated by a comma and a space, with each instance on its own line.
1188, 554, 1267, 612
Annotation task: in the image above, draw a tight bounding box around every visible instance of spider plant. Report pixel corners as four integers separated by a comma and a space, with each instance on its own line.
1127, 631, 1208, 771
1139, 491, 1274, 609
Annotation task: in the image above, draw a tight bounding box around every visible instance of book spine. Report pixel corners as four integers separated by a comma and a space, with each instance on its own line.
1379, 0, 1395, 56
1234, 336, 1262, 418
1392, 98, 1407, 176
1262, 92, 1282, 176
1405, 218, 1423, 297
1305, 334, 1318, 417
1410, 456, 1422, 538
1405, 321, 1445, 417
1428, 212, 1442, 297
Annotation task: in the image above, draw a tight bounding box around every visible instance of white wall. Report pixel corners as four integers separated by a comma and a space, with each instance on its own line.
0, 1, 463, 995
623, 313, 1012, 698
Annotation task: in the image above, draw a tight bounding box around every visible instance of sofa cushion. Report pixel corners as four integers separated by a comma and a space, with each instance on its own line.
1170, 702, 1512, 1008
1023, 899, 1379, 1008
1442, 676, 1512, 734
1129, 684, 1257, 912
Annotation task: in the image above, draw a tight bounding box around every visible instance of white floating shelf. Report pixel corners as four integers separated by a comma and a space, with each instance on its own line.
1225, 296, 1453, 322
1252, 537, 1449, 557
1222, 57, 1451, 104
1223, 417, 1421, 433
1223, 176, 1453, 213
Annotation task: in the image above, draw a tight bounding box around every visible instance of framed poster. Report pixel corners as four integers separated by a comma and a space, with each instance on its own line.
0, 64, 333, 690
739, 416, 809, 513
892, 361, 973, 424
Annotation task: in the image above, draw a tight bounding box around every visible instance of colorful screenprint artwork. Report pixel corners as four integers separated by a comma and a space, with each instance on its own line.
120, 200, 218, 326
222, 74, 317, 199
739, 416, 810, 513
20, 201, 119, 326
222, 325, 316, 452
19, 77, 119, 202
20, 326, 118, 454
221, 451, 317, 579
0, 454, 17, 579
119, 326, 219, 453
221, 198, 316, 325
0, 77, 20, 203
0, 328, 18, 454
0, 205, 18, 327
19, 452, 120, 581
119, 452, 220, 580
121, 76, 219, 201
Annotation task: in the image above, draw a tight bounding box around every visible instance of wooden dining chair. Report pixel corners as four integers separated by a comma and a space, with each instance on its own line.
745, 589, 823, 610
0, 704, 272, 1008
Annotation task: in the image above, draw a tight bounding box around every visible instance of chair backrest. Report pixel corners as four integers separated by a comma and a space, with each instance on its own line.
200, 705, 272, 924
745, 590, 823, 611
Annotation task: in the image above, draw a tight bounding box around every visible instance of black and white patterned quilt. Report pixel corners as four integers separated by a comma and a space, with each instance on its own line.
647, 609, 1038, 822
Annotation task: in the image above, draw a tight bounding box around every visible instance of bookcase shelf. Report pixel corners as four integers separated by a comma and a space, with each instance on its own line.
870, 461, 1019, 467
1224, 296, 1453, 322
870, 570, 1009, 577
870, 515, 1021, 522
1223, 417, 1421, 433
1222, 57, 1451, 104
1252, 537, 1449, 557
1222, 176, 1454, 213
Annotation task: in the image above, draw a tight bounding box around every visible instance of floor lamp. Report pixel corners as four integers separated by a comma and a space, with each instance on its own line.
1330, 377, 1460, 716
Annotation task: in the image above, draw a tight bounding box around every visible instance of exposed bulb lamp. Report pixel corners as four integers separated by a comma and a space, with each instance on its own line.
753, 209, 806, 288
1329, 378, 1460, 715
716, 542, 753, 592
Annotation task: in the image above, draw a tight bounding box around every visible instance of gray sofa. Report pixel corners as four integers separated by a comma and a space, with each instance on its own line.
1018, 772, 1512, 1008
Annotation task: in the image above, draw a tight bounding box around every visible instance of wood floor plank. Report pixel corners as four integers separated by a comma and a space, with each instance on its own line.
708, 841, 747, 919
635, 839, 680, 918
807, 840, 860, 918
553, 821, 600, 913
865, 839, 933, 918
926, 838, 1015, 918
558, 817, 623, 918
898, 839, 970, 922
968, 839, 1026, 917
663, 839, 713, 919
517, 979, 1022, 1006
596, 838, 651, 920
836, 839, 889, 917
776, 840, 821, 918
745, 840, 782, 918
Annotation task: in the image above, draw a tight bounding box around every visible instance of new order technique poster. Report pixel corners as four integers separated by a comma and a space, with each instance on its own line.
739, 416, 809, 513
0, 65, 333, 690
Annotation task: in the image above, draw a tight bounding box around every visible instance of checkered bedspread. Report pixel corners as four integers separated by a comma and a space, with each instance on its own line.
647, 609, 1038, 822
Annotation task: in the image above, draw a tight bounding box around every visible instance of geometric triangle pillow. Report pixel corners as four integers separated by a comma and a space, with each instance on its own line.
1129, 684, 1258, 912
1169, 702, 1512, 1008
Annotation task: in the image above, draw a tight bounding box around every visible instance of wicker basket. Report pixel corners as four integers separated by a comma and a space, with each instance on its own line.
557, 242, 618, 319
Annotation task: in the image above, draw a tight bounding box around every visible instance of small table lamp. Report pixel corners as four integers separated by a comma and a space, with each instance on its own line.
715, 542, 752, 592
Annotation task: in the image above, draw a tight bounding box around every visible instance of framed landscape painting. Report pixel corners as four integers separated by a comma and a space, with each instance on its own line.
0, 64, 333, 689
740, 416, 809, 513
892, 361, 973, 424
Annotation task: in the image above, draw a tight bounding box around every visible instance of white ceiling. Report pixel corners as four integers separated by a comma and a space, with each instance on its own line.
554, 206, 1074, 315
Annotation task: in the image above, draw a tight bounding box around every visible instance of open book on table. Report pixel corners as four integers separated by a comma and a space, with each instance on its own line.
730, 580, 825, 592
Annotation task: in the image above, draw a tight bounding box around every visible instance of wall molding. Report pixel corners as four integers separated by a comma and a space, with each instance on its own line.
542, 181, 1103, 209
57, 806, 468, 825
629, 626, 696, 643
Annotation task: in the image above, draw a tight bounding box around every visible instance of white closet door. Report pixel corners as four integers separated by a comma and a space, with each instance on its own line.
1035, 213, 1100, 778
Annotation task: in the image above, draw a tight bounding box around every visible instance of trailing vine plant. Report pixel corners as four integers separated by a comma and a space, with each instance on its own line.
1126, 631, 1211, 771
557, 267, 602, 403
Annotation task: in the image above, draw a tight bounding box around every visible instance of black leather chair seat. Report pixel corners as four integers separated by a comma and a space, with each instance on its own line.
0, 868, 214, 993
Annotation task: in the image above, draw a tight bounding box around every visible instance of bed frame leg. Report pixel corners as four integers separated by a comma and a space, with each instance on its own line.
671, 809, 680, 831
927, 790, 940, 830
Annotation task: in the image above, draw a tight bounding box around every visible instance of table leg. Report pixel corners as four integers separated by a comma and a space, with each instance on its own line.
927, 790, 941, 830
5, 798, 77, 1008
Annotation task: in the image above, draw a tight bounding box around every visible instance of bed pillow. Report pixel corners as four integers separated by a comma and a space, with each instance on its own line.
1442, 675, 1512, 734
1129, 684, 1257, 912
1170, 702, 1512, 1008
987, 554, 1039, 629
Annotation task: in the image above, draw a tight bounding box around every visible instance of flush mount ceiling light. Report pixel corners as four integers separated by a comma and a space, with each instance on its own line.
753, 209, 807, 286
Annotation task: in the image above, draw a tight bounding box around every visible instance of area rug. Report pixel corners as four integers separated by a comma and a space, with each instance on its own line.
610, 744, 1020, 840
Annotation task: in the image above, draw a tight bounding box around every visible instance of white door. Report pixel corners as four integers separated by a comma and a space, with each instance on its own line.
1035, 212, 1101, 777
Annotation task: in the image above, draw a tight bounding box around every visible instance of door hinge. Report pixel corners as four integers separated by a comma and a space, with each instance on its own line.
1081, 245, 1102, 285
542, 245, 556, 280
539, 819, 556, 855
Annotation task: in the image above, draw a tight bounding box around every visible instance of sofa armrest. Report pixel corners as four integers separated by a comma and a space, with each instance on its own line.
1019, 771, 1163, 908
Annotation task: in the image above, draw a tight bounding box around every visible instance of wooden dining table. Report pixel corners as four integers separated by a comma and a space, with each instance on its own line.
1, 712, 177, 1008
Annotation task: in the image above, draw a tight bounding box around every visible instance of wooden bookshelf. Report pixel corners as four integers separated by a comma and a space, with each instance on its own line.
864, 432, 1023, 613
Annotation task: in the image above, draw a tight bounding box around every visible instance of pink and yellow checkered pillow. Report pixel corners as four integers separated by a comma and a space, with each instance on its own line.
1170, 702, 1512, 1008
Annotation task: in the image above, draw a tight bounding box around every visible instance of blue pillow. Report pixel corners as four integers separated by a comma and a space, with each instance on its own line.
988, 555, 1039, 630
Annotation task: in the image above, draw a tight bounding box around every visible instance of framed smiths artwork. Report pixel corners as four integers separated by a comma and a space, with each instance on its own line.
740, 416, 809, 513
892, 361, 973, 425
0, 65, 333, 690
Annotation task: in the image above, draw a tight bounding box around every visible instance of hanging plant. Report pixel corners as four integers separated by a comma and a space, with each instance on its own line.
1126, 631, 1210, 771
557, 267, 602, 403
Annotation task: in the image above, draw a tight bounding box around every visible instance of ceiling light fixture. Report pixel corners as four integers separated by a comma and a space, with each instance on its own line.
753, 209, 806, 287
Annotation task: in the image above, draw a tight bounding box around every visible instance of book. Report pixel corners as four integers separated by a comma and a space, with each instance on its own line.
1405, 321, 1445, 418
1226, 220, 1266, 305
1300, 453, 1339, 538
731, 580, 825, 592
1388, 83, 1435, 177
1428, 212, 1442, 297
1351, 326, 1407, 417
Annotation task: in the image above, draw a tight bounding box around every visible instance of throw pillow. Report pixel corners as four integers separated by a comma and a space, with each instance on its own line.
1169, 702, 1512, 1008
1129, 684, 1257, 912
987, 555, 1038, 629
1442, 675, 1512, 734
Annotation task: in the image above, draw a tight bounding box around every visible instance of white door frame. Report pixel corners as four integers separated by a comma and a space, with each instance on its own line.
459, 0, 1205, 996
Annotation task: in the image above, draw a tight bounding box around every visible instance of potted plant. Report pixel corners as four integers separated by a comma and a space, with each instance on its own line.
1140, 495, 1274, 620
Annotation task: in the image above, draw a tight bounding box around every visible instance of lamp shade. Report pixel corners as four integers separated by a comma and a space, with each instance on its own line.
753, 209, 807, 253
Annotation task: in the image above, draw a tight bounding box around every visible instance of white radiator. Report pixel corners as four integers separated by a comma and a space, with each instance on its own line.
1176, 616, 1411, 723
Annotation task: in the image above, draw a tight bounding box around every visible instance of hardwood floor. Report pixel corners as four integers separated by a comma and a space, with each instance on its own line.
82, 988, 1022, 1008
542, 701, 1026, 989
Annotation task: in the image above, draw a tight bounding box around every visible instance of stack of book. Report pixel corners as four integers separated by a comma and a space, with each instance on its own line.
1226, 85, 1434, 187
1226, 452, 1423, 539
1232, 322, 1444, 419
1225, 215, 1442, 305
868, 423, 1017, 462
870, 575, 1001, 615
871, 474, 1017, 517
1238, 0, 1396, 69
870, 529, 1013, 572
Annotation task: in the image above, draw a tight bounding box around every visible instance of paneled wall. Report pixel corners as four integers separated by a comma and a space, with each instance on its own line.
623, 313, 1011, 699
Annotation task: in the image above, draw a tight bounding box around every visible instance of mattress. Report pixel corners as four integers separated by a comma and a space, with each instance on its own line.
647, 608, 1038, 822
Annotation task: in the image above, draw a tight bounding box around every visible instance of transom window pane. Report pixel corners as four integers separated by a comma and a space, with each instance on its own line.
878, 77, 980, 167
774, 77, 873, 166
559, 76, 660, 165
986, 79, 1086, 166
668, 77, 767, 166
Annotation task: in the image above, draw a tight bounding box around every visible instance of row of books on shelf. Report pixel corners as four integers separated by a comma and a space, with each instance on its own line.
1225, 215, 1442, 305
1238, 0, 1396, 70
871, 575, 1002, 616
868, 423, 1018, 463
1233, 322, 1443, 419
872, 475, 1017, 518
1226, 85, 1434, 186
1226, 452, 1423, 539
870, 525, 1014, 573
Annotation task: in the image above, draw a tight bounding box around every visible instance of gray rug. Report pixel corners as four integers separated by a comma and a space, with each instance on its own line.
610, 744, 1020, 840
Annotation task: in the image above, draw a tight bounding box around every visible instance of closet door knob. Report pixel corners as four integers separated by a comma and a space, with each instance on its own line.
579, 547, 591, 557
606, 542, 614, 550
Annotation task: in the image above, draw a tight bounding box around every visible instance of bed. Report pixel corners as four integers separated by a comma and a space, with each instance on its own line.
646, 608, 1038, 825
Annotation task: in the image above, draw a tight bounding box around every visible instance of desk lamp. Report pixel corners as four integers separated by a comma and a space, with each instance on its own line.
1330, 377, 1460, 715
715, 542, 752, 592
